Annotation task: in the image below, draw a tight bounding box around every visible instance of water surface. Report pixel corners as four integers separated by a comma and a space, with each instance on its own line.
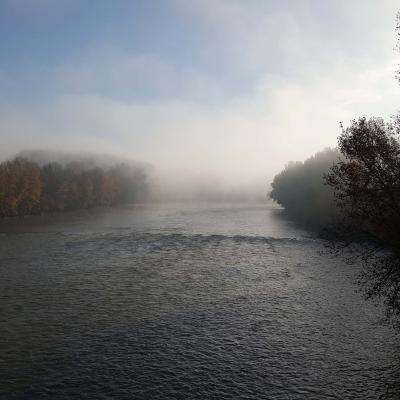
1, 204, 399, 399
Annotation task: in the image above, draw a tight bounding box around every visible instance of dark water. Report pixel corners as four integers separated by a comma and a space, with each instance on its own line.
1, 204, 399, 399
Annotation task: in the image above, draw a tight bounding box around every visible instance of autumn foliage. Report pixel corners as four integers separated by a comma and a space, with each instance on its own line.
0, 157, 148, 218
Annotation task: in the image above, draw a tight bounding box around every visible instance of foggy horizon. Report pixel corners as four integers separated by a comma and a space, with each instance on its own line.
4, 148, 269, 202
1, 0, 400, 199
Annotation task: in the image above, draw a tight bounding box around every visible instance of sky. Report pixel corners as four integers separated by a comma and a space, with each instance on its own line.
1, 0, 400, 196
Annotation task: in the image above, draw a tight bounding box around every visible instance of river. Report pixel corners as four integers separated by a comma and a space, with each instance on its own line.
0, 203, 399, 399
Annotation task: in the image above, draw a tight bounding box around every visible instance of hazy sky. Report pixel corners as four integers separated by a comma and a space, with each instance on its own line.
1, 0, 399, 192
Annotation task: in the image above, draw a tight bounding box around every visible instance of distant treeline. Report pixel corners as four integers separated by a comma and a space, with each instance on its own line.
0, 156, 149, 218
270, 148, 340, 226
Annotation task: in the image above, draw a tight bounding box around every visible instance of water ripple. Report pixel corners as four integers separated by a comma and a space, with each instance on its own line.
0, 206, 399, 399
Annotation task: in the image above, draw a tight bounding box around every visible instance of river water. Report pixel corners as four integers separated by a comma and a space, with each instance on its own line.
0, 203, 399, 399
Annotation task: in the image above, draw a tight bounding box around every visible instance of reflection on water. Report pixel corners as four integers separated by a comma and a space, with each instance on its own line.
0, 204, 399, 399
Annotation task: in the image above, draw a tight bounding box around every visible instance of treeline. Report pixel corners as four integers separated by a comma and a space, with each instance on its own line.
270, 148, 340, 226
0, 157, 149, 218
271, 117, 400, 242
271, 118, 400, 326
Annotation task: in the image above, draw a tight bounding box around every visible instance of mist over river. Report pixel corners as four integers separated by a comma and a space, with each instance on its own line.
1, 203, 400, 399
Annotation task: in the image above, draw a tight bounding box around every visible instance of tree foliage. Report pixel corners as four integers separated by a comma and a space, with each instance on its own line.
325, 117, 400, 246
0, 157, 148, 218
270, 148, 340, 226
324, 117, 400, 327
271, 119, 400, 327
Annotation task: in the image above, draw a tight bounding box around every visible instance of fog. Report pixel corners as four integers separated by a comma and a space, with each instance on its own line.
1, 1, 399, 202
7, 149, 265, 203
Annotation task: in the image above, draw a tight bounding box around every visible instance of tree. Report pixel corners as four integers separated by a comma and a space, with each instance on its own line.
0, 156, 150, 217
324, 117, 400, 327
270, 148, 340, 226
0, 158, 41, 217
325, 117, 400, 247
